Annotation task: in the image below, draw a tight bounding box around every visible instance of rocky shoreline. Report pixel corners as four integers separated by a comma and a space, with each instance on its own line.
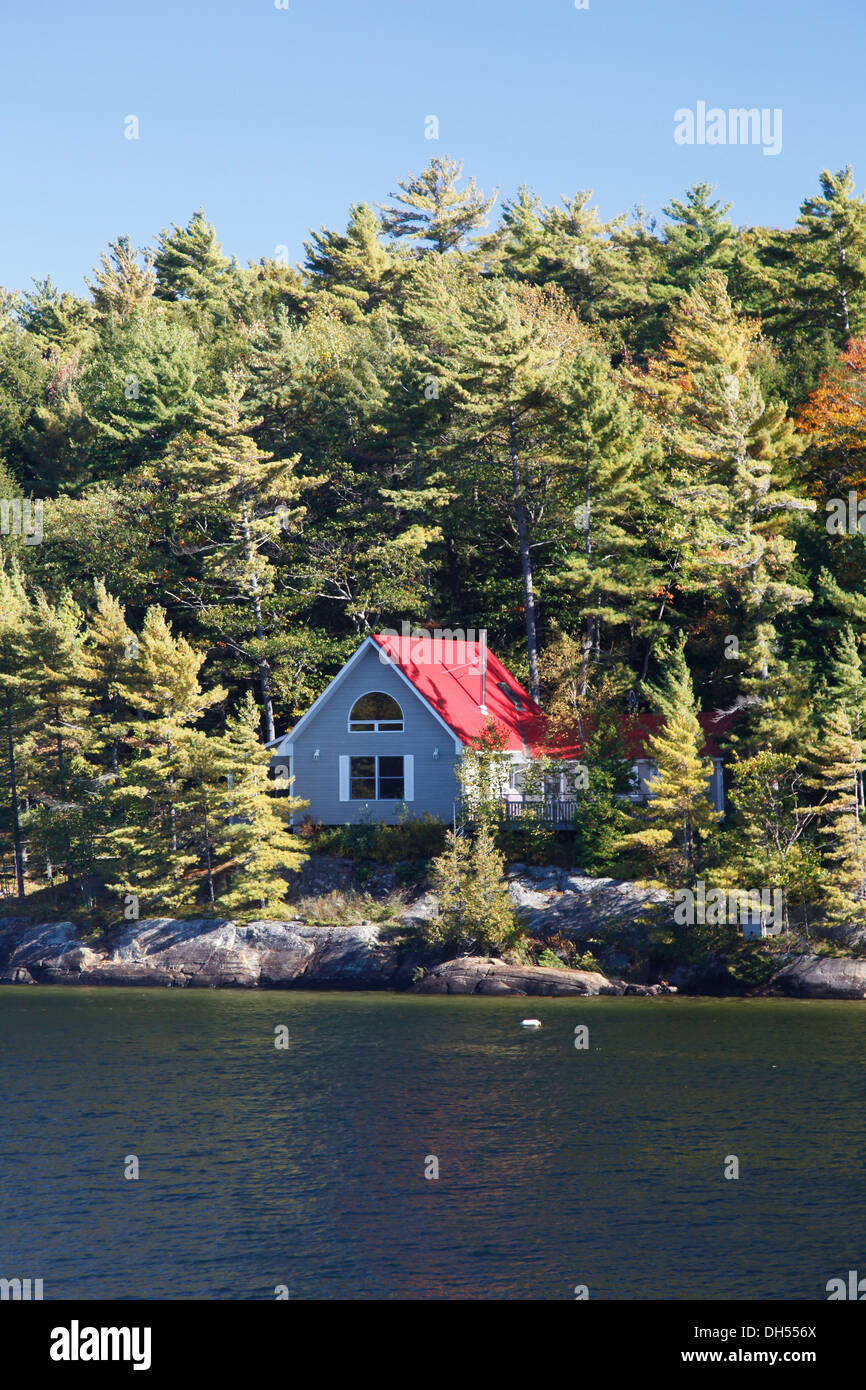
2, 861, 865, 999
0, 914, 673, 996
0, 911, 864, 999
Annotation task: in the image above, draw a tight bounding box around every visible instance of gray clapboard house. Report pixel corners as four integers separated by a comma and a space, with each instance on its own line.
268, 632, 546, 826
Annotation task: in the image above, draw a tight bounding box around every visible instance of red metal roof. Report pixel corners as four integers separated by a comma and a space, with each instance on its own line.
618, 710, 738, 761
548, 711, 738, 761
371, 634, 737, 760
372, 634, 547, 752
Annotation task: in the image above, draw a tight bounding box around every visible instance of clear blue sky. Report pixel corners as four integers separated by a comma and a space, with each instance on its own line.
2, 0, 864, 295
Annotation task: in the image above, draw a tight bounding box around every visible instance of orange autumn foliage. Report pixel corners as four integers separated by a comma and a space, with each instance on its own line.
797, 337, 866, 493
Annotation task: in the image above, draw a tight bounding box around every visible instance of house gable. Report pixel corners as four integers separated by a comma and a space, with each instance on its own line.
273, 638, 463, 825
272, 636, 462, 757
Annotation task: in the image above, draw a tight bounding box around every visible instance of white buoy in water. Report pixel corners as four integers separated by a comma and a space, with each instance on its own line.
521, 1018, 542, 1029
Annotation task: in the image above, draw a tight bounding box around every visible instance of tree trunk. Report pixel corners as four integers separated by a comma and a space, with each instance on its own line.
54, 706, 75, 905
837, 232, 851, 338
416, 457, 433, 624
240, 493, 276, 744
202, 799, 214, 905
508, 407, 540, 704
4, 692, 25, 901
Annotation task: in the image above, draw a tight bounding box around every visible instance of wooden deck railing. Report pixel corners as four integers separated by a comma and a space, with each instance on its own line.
457, 799, 578, 827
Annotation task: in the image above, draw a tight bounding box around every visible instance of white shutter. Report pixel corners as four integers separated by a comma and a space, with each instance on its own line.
403, 754, 414, 802
339, 755, 350, 802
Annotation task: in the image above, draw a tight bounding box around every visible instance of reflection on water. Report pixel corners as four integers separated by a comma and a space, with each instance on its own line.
0, 987, 863, 1300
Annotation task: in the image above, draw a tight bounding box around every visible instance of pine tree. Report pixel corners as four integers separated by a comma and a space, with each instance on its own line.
826, 624, 866, 739
654, 184, 735, 314
84, 581, 138, 777
403, 270, 587, 700
153, 209, 232, 307
211, 692, 307, 915
381, 157, 497, 254
428, 823, 521, 955
715, 750, 818, 935
108, 607, 225, 915
567, 702, 632, 874
0, 556, 31, 898
551, 346, 657, 695
23, 590, 96, 899
483, 188, 665, 355
482, 186, 548, 280
0, 326, 51, 476
79, 305, 201, 467
163, 375, 309, 743
174, 728, 228, 910
87, 236, 156, 322
635, 269, 813, 727
623, 638, 720, 881
792, 168, 866, 344
812, 626, 866, 871
804, 704, 866, 921
17, 277, 96, 352
304, 203, 395, 318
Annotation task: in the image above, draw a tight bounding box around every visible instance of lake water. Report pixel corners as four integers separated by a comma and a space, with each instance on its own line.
0, 987, 863, 1300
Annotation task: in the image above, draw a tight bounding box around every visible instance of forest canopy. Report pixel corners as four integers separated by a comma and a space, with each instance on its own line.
3, 156, 866, 927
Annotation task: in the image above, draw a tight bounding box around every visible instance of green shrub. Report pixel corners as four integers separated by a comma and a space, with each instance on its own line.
574, 951, 603, 973
494, 821, 575, 866
727, 948, 780, 990
305, 813, 446, 864
426, 825, 525, 956
537, 947, 568, 969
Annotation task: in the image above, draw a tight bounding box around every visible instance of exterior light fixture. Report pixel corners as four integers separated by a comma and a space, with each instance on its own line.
433, 747, 440, 760
313, 749, 320, 760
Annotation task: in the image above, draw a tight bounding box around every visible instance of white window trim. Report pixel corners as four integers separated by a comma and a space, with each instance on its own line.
345, 753, 413, 802
347, 690, 404, 733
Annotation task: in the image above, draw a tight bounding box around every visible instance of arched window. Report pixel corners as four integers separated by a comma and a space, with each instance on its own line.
348, 692, 404, 732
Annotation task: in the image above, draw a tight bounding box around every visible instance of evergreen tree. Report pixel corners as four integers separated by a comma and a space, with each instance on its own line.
791, 168, 866, 344
212, 692, 307, 914
84, 581, 138, 777
153, 209, 232, 307
304, 203, 396, 318
622, 638, 719, 881
403, 268, 587, 700
428, 823, 522, 955
825, 624, 866, 739
721, 751, 818, 935
108, 607, 225, 915
804, 704, 866, 921
482, 186, 548, 280
381, 157, 497, 254
87, 236, 156, 322
0, 323, 51, 475
22, 590, 96, 899
654, 184, 735, 313
552, 347, 657, 694
17, 277, 96, 352
636, 269, 812, 725
162, 375, 309, 742
79, 305, 202, 471
0, 557, 31, 898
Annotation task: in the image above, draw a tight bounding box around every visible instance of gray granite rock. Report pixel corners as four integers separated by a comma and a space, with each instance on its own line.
505, 872, 672, 938
0, 919, 83, 983
771, 954, 866, 999
411, 955, 613, 996
0, 915, 400, 989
